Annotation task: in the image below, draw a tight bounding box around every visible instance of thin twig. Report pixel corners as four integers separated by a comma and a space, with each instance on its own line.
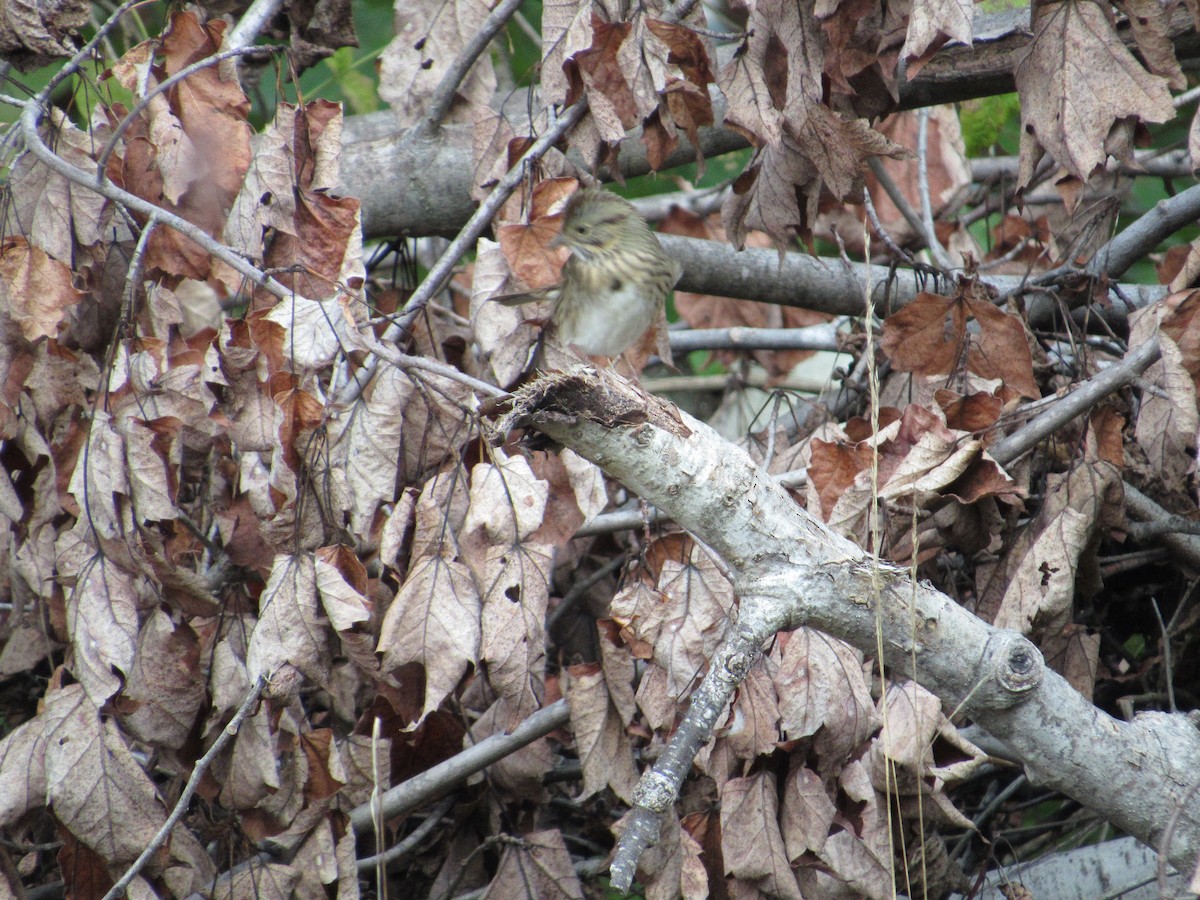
867, 156, 939, 264
348, 699, 570, 835
356, 795, 456, 872
421, 0, 526, 135
39, 0, 144, 103
103, 677, 266, 900
1151, 599, 1177, 713
364, 338, 508, 398
863, 185, 914, 262
988, 338, 1161, 466
916, 109, 952, 269
1030, 184, 1200, 286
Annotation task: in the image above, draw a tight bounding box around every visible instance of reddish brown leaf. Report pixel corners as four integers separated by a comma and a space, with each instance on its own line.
0, 238, 85, 341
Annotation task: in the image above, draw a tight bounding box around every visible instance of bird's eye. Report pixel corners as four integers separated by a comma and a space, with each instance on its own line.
574, 224, 589, 234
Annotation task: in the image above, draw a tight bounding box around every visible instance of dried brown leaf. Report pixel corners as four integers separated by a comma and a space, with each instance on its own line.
478, 543, 552, 721
246, 553, 332, 687
721, 773, 803, 899
773, 628, 877, 764
43, 683, 167, 865
1015, 0, 1174, 186
901, 0, 973, 76
0, 238, 85, 341
565, 662, 640, 802
0, 716, 47, 827
65, 554, 143, 705
483, 829, 584, 899
119, 609, 204, 749
781, 764, 836, 858
462, 454, 550, 545
378, 0, 497, 128
377, 554, 480, 724
1130, 301, 1199, 494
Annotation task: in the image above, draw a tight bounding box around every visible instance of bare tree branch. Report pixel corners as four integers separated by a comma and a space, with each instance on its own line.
496, 367, 1200, 891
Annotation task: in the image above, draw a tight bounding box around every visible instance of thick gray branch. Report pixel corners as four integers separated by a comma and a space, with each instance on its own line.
502, 368, 1200, 891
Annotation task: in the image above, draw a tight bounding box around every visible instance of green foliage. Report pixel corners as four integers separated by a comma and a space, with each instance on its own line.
961, 94, 1021, 156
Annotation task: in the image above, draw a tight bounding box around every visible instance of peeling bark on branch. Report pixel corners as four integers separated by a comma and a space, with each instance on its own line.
496, 366, 1200, 891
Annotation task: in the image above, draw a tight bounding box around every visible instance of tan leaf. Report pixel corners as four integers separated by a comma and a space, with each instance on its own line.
4, 111, 131, 263
483, 829, 584, 899
612, 541, 734, 698
1114, 0, 1187, 89
0, 716, 48, 827
262, 188, 363, 301
1041, 623, 1101, 700
462, 453, 550, 544
224, 101, 300, 262
901, 0, 973, 76
721, 773, 803, 899
118, 609, 204, 749
224, 862, 300, 898
565, 662, 640, 802
471, 238, 541, 387
479, 543, 551, 721
724, 662, 780, 760
379, 0, 497, 128
638, 811, 709, 900
410, 468, 471, 561
540, 0, 593, 108
781, 764, 836, 858
116, 417, 177, 523
43, 683, 167, 865
314, 545, 372, 632
773, 628, 877, 764
598, 619, 638, 726
220, 704, 279, 810
246, 553, 332, 687
1131, 303, 1200, 489
1015, 0, 1174, 186
264, 293, 366, 372
377, 555, 481, 724
66, 554, 142, 705
866, 109, 974, 251
0, 238, 85, 341
332, 366, 474, 535
719, 42, 785, 148
469, 698, 553, 800
982, 463, 1122, 636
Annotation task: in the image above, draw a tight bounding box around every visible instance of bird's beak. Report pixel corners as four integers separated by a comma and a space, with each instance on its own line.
548, 230, 565, 249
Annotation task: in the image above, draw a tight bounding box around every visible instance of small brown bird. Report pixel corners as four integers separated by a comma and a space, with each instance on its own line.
496, 187, 681, 358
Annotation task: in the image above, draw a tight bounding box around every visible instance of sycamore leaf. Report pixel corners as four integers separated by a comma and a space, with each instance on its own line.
721, 773, 804, 900
1015, 0, 1174, 187
377, 554, 481, 726
565, 662, 640, 802
378, 0, 496, 128
44, 684, 167, 866
246, 553, 332, 687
